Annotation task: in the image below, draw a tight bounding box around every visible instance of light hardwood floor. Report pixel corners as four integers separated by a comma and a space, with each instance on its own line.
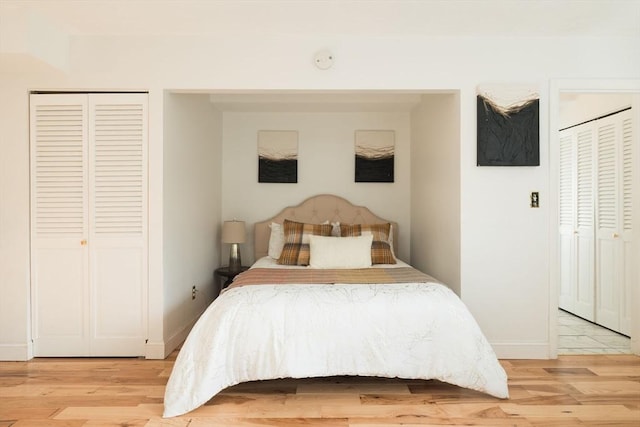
1, 351, 639, 426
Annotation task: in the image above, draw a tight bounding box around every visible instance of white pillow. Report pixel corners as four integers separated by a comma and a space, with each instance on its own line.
388, 223, 396, 256
268, 222, 285, 259
309, 235, 373, 269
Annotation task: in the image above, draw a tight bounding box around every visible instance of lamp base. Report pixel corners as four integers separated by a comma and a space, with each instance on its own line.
228, 243, 242, 274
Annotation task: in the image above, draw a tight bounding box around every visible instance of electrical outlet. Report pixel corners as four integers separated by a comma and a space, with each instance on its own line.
192, 285, 197, 300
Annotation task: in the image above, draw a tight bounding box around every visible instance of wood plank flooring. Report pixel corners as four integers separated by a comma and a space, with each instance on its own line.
1, 352, 638, 426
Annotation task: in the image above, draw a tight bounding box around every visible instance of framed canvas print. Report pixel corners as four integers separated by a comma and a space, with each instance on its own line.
355, 130, 395, 182
258, 130, 298, 183
477, 84, 539, 166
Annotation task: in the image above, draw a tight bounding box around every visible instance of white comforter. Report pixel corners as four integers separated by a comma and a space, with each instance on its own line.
163, 259, 508, 417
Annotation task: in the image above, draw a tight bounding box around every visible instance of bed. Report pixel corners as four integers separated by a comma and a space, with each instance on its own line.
163, 194, 508, 417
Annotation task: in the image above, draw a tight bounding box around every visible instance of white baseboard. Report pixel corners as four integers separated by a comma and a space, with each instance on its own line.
0, 342, 33, 361
145, 341, 166, 360
163, 324, 191, 358
146, 308, 204, 360
492, 342, 550, 359
2, 339, 553, 361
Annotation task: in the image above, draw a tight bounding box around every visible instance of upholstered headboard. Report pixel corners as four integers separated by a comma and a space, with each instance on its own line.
254, 194, 399, 260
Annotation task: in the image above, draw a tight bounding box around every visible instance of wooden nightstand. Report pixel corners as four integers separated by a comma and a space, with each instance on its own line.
215, 266, 249, 289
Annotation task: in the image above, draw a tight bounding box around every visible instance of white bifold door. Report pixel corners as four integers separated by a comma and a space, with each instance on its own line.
558, 108, 634, 336
559, 124, 596, 321
30, 93, 148, 356
594, 112, 634, 335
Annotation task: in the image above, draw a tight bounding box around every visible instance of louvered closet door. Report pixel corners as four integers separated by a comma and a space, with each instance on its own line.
594, 112, 627, 333
88, 94, 148, 356
31, 93, 148, 356
619, 111, 634, 336
574, 126, 596, 321
30, 94, 91, 356
558, 129, 576, 313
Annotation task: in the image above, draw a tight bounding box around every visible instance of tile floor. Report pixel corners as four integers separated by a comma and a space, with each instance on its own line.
558, 309, 631, 354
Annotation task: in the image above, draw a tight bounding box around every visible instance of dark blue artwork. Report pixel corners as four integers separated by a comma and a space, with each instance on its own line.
355, 154, 394, 182
477, 95, 539, 166
355, 130, 395, 183
259, 157, 297, 183
258, 130, 298, 183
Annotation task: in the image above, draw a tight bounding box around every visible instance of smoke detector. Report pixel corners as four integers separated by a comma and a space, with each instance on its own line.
313, 50, 334, 70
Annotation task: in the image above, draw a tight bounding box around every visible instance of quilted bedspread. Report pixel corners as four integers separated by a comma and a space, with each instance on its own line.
163, 266, 509, 417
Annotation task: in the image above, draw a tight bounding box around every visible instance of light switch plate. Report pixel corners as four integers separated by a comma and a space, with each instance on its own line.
530, 191, 539, 208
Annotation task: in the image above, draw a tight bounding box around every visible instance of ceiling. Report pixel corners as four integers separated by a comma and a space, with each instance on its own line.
2, 0, 639, 38
2, 0, 636, 112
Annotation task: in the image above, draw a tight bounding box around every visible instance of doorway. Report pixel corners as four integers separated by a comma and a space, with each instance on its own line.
549, 79, 640, 358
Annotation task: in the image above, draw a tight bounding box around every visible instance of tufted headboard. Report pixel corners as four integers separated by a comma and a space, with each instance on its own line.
254, 194, 398, 260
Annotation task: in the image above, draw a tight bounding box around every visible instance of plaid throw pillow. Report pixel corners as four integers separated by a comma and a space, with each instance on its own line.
277, 219, 333, 265
340, 223, 396, 264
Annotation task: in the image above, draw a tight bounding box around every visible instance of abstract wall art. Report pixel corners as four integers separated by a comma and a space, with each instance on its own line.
355, 130, 395, 182
477, 84, 539, 166
258, 130, 298, 183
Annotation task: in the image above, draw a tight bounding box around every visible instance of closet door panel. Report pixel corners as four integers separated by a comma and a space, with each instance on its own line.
574, 126, 595, 320
32, 246, 89, 356
30, 94, 90, 356
558, 235, 575, 312
558, 130, 576, 312
575, 236, 595, 320
594, 117, 620, 331
621, 241, 633, 336
595, 237, 620, 330
619, 112, 634, 336
88, 94, 148, 355
91, 244, 146, 355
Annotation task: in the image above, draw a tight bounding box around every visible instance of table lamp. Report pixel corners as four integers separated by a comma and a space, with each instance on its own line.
222, 220, 246, 274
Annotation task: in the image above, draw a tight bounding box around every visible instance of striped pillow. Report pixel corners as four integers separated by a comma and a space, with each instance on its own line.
277, 219, 333, 265
340, 223, 396, 264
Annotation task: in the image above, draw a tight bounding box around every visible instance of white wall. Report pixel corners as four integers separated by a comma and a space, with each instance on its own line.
410, 93, 461, 295
221, 111, 411, 264
462, 79, 551, 358
0, 77, 32, 360
1, 1, 639, 360
559, 93, 633, 129
162, 93, 222, 356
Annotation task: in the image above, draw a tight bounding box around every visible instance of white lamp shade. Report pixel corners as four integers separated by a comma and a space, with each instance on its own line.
222, 220, 246, 244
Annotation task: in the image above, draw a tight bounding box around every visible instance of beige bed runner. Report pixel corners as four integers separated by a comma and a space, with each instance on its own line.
228, 267, 439, 289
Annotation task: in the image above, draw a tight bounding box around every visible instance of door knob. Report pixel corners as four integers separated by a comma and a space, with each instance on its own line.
80, 239, 87, 246
612, 233, 619, 238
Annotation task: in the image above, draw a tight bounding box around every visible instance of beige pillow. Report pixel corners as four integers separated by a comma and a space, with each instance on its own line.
309, 235, 373, 269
